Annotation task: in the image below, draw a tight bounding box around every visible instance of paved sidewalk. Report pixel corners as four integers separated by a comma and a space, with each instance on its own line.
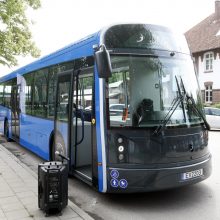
0, 144, 94, 220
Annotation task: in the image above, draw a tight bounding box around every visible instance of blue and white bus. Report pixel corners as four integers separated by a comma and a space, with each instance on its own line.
0, 24, 212, 193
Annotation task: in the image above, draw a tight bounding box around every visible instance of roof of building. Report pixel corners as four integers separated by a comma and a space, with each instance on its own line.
185, 2, 220, 54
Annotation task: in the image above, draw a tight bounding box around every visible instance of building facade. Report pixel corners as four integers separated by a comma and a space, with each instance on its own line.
185, 0, 220, 104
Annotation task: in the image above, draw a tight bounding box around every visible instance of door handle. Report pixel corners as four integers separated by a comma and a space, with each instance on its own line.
76, 109, 84, 146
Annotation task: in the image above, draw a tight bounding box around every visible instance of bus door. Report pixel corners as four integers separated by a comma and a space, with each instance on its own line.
71, 68, 94, 184
11, 85, 20, 139
54, 70, 73, 162
55, 68, 94, 184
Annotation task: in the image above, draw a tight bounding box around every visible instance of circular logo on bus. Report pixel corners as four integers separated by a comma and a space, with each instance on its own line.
119, 179, 128, 189
110, 179, 119, 188
110, 170, 119, 179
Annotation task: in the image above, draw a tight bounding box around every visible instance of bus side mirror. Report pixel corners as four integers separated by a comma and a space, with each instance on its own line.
95, 45, 112, 78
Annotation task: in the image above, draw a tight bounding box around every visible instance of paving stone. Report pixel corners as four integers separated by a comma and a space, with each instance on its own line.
1, 171, 15, 178
1, 202, 24, 212
20, 196, 38, 206
0, 196, 19, 206
16, 190, 35, 199
4, 208, 30, 220
58, 207, 78, 220
62, 217, 83, 220
0, 185, 11, 192
59, 216, 83, 220
25, 203, 40, 213
5, 177, 23, 184
7, 181, 25, 188
0, 166, 7, 172
0, 189, 14, 198
12, 186, 30, 193
0, 209, 5, 218
27, 208, 45, 219
35, 216, 60, 220
25, 180, 38, 187
22, 217, 35, 220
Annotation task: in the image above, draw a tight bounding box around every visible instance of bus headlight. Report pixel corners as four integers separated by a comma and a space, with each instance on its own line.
118, 137, 123, 144
119, 154, 124, 160
118, 145, 124, 153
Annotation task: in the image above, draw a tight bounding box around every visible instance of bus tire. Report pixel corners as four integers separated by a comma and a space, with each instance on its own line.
52, 134, 66, 161
4, 120, 11, 142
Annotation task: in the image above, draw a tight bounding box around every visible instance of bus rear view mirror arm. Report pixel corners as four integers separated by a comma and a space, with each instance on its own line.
95, 44, 112, 78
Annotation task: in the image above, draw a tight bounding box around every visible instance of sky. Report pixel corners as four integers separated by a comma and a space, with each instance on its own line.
0, 0, 217, 76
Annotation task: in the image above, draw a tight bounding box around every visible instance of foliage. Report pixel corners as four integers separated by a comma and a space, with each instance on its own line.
203, 102, 220, 109
213, 103, 220, 109
0, 0, 41, 67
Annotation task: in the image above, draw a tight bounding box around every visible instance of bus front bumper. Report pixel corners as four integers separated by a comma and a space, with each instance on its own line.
107, 155, 212, 193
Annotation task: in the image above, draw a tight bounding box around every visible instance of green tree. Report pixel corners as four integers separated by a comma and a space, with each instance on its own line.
0, 0, 41, 67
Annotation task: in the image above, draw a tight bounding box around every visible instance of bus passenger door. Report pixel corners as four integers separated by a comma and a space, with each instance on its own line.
54, 70, 72, 161
54, 66, 94, 185
11, 85, 20, 140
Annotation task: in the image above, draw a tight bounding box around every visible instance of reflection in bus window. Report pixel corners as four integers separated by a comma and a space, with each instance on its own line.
3, 81, 12, 107
24, 73, 33, 115
0, 84, 4, 105
73, 74, 93, 122
33, 69, 48, 117
57, 81, 70, 121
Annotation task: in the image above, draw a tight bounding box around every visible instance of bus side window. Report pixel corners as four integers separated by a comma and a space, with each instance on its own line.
33, 69, 48, 118
4, 81, 12, 108
48, 68, 56, 119
0, 84, 4, 105
77, 75, 93, 122
24, 73, 34, 115
57, 81, 70, 121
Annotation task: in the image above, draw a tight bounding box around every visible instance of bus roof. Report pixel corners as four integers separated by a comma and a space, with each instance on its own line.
0, 31, 100, 83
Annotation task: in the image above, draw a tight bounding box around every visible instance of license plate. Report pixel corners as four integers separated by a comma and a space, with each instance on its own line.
181, 169, 203, 180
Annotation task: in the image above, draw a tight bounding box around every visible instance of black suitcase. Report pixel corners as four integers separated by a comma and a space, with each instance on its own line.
38, 161, 68, 215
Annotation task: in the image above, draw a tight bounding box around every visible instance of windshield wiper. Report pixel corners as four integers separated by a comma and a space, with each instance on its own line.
153, 76, 185, 135
179, 77, 210, 130
153, 75, 210, 136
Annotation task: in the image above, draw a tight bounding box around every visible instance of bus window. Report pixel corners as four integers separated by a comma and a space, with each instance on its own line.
108, 70, 131, 126
0, 84, 4, 105
4, 81, 12, 107
78, 75, 93, 121
33, 69, 48, 118
57, 81, 70, 121
48, 62, 73, 119
24, 73, 34, 115
48, 67, 57, 119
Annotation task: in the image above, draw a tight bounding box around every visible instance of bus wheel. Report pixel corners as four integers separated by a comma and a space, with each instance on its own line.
52, 135, 66, 161
4, 120, 11, 142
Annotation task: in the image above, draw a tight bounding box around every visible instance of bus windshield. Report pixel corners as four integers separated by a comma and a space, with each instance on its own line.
107, 54, 204, 128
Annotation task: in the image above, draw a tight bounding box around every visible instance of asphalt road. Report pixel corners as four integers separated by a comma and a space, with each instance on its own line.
1, 131, 219, 220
